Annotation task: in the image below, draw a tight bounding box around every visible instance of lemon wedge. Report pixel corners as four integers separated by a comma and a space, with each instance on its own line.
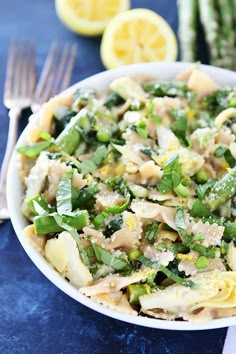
101, 8, 178, 69
55, 0, 130, 36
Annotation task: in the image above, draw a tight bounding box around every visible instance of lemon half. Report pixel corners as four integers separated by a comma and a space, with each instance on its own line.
55, 0, 130, 36
101, 8, 178, 69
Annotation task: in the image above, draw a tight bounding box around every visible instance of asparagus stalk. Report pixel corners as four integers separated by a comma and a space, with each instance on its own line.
203, 167, 236, 211
34, 210, 89, 235
217, 0, 235, 69
177, 0, 198, 62
198, 0, 222, 67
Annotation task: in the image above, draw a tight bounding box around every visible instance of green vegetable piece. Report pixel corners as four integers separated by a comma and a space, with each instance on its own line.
129, 184, 148, 198
174, 183, 190, 197
181, 176, 191, 187
223, 221, 236, 241
17, 141, 52, 158
196, 180, 216, 200
175, 206, 186, 230
56, 170, 73, 214
104, 215, 123, 237
195, 256, 209, 269
92, 244, 129, 271
143, 80, 188, 98
214, 146, 228, 157
135, 121, 148, 139
224, 150, 236, 168
170, 109, 187, 142
27, 194, 56, 216
156, 242, 189, 254
96, 130, 111, 143
229, 93, 236, 107
144, 222, 159, 244
194, 170, 209, 184
220, 241, 229, 255
147, 99, 161, 124
203, 167, 236, 211
34, 210, 89, 235
79, 145, 109, 175
104, 92, 125, 109
39, 131, 51, 141
128, 249, 142, 262
55, 111, 84, 154
139, 255, 199, 288
74, 88, 96, 105
192, 233, 205, 241
214, 146, 236, 168
127, 284, 150, 305
190, 199, 211, 218
130, 98, 144, 111
73, 183, 99, 209
157, 154, 182, 193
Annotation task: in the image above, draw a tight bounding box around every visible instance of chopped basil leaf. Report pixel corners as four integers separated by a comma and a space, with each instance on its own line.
56, 170, 73, 214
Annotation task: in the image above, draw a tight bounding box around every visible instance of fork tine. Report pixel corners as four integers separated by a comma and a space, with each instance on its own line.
4, 41, 18, 103
57, 43, 77, 93
33, 42, 77, 105
50, 43, 77, 97
33, 42, 58, 102
21, 41, 35, 97
4, 40, 36, 106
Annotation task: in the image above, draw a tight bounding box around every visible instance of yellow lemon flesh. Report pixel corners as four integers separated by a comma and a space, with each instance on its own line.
101, 8, 178, 69
55, 0, 130, 36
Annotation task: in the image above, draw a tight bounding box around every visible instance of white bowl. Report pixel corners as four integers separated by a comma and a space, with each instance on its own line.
7, 62, 236, 331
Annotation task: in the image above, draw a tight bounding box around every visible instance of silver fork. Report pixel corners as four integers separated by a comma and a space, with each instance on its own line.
0, 40, 35, 223
31, 41, 77, 113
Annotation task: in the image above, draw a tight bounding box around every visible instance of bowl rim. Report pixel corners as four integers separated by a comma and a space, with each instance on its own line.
7, 61, 236, 331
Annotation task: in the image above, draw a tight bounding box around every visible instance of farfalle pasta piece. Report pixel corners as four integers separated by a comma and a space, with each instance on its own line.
83, 212, 142, 251
91, 291, 137, 316
186, 219, 224, 247
80, 272, 146, 296
130, 199, 177, 230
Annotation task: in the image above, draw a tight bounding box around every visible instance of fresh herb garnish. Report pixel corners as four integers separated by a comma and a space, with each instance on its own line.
56, 170, 74, 214
144, 222, 159, 243
138, 255, 199, 288
92, 244, 130, 272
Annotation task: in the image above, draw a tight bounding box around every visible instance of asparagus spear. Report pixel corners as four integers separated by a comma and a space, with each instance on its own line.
203, 167, 236, 211
177, 0, 198, 62
198, 0, 222, 67
34, 210, 89, 235
217, 0, 235, 69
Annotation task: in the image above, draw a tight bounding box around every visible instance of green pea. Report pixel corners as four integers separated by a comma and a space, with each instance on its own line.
181, 176, 191, 187
128, 248, 142, 262
194, 170, 209, 184
96, 130, 111, 143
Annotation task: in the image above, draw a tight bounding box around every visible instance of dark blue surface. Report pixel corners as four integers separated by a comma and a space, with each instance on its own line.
0, 1, 227, 353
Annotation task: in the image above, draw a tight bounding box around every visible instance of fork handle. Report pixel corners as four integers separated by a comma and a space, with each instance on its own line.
0, 107, 21, 222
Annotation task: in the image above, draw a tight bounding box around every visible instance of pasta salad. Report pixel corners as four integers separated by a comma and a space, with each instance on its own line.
17, 66, 236, 322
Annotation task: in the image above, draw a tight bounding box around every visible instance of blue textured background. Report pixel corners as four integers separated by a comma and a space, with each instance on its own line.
0, 1, 227, 353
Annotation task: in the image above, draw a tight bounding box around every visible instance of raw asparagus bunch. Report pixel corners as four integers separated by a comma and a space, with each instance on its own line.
198, 0, 222, 67
177, 0, 198, 62
216, 0, 235, 69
